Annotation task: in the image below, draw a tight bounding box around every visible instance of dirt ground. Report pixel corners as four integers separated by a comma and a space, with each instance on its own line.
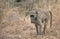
0, 0, 60, 39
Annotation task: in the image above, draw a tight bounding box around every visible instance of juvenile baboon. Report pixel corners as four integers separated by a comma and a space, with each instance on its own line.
26, 10, 52, 35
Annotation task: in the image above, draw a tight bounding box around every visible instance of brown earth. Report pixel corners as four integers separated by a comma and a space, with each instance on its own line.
0, 0, 60, 39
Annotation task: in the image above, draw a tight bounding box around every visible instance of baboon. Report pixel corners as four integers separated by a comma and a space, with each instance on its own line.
26, 10, 52, 35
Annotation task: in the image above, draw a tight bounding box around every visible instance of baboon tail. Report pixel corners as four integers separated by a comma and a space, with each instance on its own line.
49, 11, 52, 28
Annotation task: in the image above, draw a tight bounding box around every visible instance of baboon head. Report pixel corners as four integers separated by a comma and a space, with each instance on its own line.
27, 10, 38, 23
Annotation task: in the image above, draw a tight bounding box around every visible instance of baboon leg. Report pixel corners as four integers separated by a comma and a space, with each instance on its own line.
38, 25, 41, 35
35, 24, 38, 35
43, 19, 47, 34
39, 25, 42, 35
35, 24, 42, 35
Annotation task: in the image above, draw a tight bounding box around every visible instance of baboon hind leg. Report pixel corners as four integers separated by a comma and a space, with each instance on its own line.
35, 24, 39, 35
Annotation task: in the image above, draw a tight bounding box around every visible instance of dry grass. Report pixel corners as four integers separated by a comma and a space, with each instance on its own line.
0, 0, 60, 39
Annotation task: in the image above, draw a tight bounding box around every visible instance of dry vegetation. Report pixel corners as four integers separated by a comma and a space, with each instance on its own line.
0, 0, 60, 39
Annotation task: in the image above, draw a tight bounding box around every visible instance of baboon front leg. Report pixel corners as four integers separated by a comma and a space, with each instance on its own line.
43, 20, 47, 34
35, 24, 42, 35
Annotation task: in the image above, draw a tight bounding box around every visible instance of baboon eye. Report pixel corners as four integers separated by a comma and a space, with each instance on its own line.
30, 15, 34, 18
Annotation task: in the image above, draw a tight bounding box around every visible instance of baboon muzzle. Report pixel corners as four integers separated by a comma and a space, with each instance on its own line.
30, 15, 37, 23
